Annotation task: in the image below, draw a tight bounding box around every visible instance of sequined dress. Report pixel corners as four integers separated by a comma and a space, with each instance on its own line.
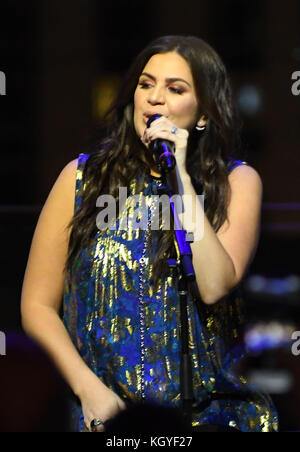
63, 153, 279, 432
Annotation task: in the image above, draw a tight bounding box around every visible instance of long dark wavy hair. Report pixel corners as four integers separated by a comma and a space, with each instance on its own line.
65, 35, 243, 290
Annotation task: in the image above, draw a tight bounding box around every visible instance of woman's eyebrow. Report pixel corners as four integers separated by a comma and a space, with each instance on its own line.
140, 72, 191, 87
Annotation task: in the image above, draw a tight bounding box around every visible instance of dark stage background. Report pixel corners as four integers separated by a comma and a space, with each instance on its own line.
0, 0, 300, 432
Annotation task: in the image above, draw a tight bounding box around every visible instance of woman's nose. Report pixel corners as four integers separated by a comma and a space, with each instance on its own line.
147, 86, 165, 105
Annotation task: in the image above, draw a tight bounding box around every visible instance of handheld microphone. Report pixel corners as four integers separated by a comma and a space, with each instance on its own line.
146, 114, 176, 172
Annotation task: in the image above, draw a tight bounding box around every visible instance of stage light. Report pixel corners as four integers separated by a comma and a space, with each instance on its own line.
92, 74, 120, 120
236, 84, 262, 116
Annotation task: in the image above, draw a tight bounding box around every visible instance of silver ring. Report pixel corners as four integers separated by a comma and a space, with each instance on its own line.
90, 418, 104, 431
171, 126, 178, 134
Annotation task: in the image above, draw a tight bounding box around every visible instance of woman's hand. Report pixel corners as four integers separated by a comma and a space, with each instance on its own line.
141, 116, 189, 172
79, 374, 126, 432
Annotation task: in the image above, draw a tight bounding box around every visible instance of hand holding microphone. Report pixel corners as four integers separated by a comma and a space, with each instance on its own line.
146, 114, 177, 173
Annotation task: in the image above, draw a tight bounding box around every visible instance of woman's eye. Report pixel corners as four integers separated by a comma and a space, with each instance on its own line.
169, 87, 184, 94
139, 82, 152, 89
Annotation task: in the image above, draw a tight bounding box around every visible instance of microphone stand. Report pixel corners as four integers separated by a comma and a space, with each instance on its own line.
154, 162, 196, 429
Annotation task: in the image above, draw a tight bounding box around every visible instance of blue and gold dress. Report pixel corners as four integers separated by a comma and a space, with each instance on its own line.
63, 153, 278, 432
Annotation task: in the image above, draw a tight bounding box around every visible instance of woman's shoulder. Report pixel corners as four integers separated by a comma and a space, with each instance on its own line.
46, 154, 88, 206
228, 156, 261, 181
227, 160, 262, 198
42, 159, 78, 213
227, 157, 248, 173
61, 158, 78, 176
59, 153, 90, 182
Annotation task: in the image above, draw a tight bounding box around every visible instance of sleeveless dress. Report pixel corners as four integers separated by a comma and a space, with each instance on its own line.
63, 153, 279, 432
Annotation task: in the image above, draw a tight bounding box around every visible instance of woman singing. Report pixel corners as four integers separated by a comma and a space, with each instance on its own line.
21, 35, 278, 432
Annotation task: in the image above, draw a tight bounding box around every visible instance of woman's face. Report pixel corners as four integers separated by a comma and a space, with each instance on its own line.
133, 52, 199, 138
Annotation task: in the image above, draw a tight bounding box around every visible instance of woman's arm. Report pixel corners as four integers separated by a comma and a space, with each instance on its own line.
21, 159, 125, 430
143, 116, 262, 305
21, 159, 93, 394
177, 163, 263, 304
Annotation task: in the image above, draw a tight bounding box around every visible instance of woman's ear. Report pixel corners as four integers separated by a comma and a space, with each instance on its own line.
195, 114, 207, 132
196, 114, 207, 129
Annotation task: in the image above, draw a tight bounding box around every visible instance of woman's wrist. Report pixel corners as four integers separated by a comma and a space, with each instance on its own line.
73, 367, 107, 399
175, 164, 190, 182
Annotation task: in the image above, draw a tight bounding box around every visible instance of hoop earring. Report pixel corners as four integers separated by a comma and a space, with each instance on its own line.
195, 124, 206, 132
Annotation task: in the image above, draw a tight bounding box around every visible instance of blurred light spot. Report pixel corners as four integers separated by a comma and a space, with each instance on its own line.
236, 84, 262, 116
245, 274, 300, 295
247, 275, 266, 292
244, 321, 295, 353
247, 369, 293, 394
92, 74, 120, 120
